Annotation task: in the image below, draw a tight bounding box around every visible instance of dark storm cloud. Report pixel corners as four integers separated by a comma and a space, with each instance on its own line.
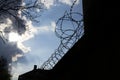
0, 0, 27, 64
0, 38, 24, 63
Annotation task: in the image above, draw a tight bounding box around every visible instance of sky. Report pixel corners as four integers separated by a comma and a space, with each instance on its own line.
0, 0, 83, 80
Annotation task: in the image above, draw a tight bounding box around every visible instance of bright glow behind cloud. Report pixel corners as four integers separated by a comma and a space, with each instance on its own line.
0, 17, 37, 62
9, 32, 20, 42
8, 20, 56, 62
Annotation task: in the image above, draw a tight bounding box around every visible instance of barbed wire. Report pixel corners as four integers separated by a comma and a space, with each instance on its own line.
41, 0, 84, 70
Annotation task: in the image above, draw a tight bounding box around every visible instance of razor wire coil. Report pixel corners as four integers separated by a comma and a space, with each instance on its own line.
41, 0, 84, 69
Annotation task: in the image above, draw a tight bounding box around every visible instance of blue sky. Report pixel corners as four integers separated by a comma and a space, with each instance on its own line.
8, 0, 83, 80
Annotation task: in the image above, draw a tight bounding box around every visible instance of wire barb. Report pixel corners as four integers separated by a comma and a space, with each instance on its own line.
41, 0, 84, 70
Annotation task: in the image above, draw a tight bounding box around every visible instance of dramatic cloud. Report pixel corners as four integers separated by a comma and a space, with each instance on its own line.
0, 10, 56, 78
0, 18, 37, 60
0, 1, 44, 80
2, 20, 55, 63
0, 0, 45, 62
